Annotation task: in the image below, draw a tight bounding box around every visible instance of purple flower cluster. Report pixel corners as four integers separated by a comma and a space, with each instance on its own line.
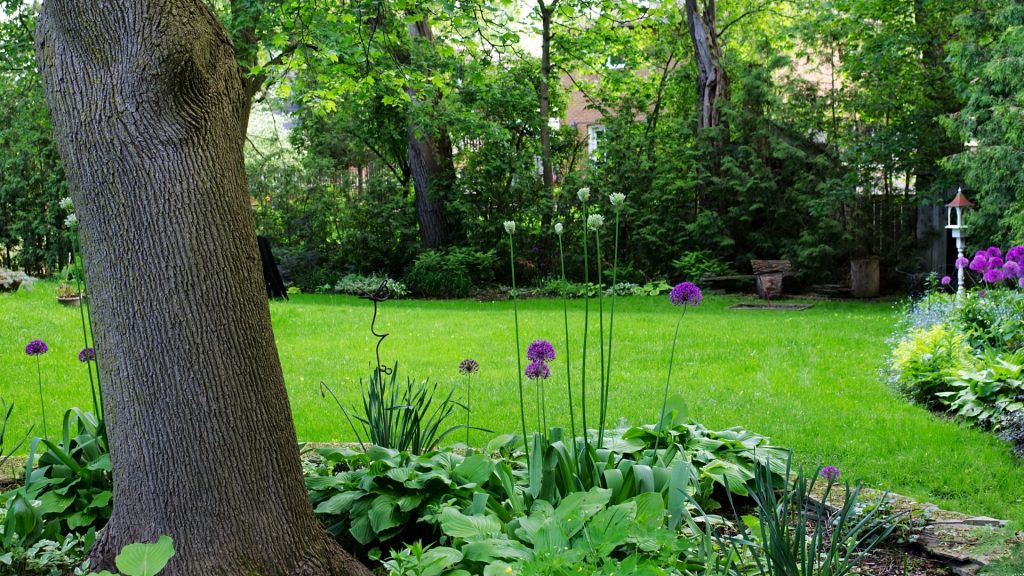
525, 360, 551, 380
969, 245, 1024, 287
940, 275, 952, 286
25, 339, 48, 356
669, 282, 703, 307
527, 339, 556, 363
524, 339, 555, 380
820, 466, 841, 481
78, 347, 96, 363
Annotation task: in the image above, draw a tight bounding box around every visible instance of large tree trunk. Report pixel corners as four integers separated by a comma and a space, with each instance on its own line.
685, 0, 728, 132
35, 2, 371, 575
406, 16, 453, 249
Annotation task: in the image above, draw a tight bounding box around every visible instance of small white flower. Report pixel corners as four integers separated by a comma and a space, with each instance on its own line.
609, 193, 626, 209
59, 197, 74, 211
577, 187, 590, 202
587, 214, 605, 231
64, 213, 78, 228
503, 220, 516, 234
554, 223, 564, 236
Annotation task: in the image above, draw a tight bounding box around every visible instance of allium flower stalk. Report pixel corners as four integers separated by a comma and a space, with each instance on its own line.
525, 359, 551, 433
555, 220, 577, 450
459, 359, 479, 447
609, 192, 625, 210
25, 339, 49, 438
527, 339, 556, 362
506, 221, 529, 459
820, 466, 841, 481
653, 283, 703, 457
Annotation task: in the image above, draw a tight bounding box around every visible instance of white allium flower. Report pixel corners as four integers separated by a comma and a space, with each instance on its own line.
609, 193, 626, 209
587, 214, 605, 231
64, 213, 78, 228
503, 220, 516, 234
59, 197, 74, 211
554, 223, 564, 236
577, 187, 591, 202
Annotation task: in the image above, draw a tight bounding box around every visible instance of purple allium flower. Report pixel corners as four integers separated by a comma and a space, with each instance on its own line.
526, 339, 556, 363
25, 340, 48, 356
820, 466, 841, 481
989, 257, 1004, 269
984, 269, 1006, 283
78, 347, 95, 363
458, 358, 479, 375
970, 253, 989, 272
955, 256, 970, 270
1004, 261, 1021, 279
525, 360, 550, 380
669, 282, 703, 306
979, 290, 988, 298
1006, 245, 1024, 264
941, 275, 952, 286
987, 246, 1003, 259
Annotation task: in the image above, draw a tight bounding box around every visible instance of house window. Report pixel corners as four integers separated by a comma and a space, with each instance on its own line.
588, 125, 606, 158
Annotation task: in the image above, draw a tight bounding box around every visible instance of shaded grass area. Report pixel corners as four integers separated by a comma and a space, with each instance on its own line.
2, 282, 1023, 526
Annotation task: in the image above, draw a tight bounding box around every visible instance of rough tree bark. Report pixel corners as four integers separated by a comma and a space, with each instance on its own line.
34, 2, 372, 575
684, 0, 728, 132
406, 16, 454, 249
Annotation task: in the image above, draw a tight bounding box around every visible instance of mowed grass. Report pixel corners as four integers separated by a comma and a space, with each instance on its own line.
2, 282, 1023, 526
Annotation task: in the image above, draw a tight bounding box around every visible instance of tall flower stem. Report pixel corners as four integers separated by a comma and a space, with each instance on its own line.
595, 229, 607, 447
35, 358, 47, 439
508, 229, 530, 461
579, 202, 590, 451
464, 374, 471, 448
653, 306, 688, 458
71, 236, 102, 418
557, 232, 577, 449
602, 209, 621, 447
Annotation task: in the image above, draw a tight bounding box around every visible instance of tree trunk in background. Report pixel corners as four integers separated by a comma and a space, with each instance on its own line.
406, 16, 454, 249
35, 2, 371, 575
685, 0, 728, 132
538, 1, 557, 192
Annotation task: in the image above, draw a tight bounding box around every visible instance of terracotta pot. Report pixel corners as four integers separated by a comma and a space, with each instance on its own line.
57, 295, 82, 307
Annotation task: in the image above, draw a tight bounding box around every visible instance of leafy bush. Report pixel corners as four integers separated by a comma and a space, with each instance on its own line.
0, 533, 87, 576
333, 274, 408, 299
403, 248, 496, 298
952, 289, 1024, 350
534, 278, 599, 298
14, 409, 111, 544
604, 282, 639, 296
889, 324, 975, 407
938, 349, 1024, 429
672, 251, 734, 282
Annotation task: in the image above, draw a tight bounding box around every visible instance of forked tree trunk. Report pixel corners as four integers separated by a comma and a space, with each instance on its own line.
685, 0, 728, 132
35, 2, 371, 575
537, 0, 557, 192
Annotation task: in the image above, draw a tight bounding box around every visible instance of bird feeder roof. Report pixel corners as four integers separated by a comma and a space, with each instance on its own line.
946, 191, 975, 208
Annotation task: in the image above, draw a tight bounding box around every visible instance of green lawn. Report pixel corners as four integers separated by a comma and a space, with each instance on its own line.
3, 282, 1023, 526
